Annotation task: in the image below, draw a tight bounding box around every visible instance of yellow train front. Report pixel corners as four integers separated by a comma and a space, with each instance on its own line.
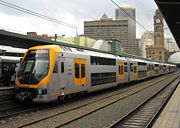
15, 45, 62, 102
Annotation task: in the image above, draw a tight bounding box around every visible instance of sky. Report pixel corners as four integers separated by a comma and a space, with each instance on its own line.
0, 0, 173, 38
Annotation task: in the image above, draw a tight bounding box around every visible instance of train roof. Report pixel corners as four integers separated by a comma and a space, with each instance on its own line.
0, 45, 27, 54
0, 56, 22, 63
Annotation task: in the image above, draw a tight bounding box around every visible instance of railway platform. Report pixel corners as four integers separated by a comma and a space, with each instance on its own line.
0, 86, 15, 96
153, 82, 180, 128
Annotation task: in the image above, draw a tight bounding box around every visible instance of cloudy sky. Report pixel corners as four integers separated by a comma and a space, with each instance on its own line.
0, 0, 173, 38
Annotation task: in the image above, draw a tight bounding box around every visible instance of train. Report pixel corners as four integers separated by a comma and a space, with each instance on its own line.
15, 45, 177, 103
0, 56, 22, 86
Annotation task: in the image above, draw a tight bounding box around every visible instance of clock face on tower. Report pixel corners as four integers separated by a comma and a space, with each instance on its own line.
156, 18, 161, 23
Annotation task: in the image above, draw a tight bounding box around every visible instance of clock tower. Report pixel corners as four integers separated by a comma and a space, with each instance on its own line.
146, 9, 169, 62
154, 9, 164, 48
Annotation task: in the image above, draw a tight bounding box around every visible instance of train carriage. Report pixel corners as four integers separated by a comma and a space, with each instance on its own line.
15, 45, 177, 103
0, 56, 21, 86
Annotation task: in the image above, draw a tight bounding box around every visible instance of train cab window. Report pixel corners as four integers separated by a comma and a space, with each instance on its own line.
53, 61, 58, 73
81, 64, 85, 78
61, 62, 64, 73
75, 63, 80, 78
24, 60, 34, 72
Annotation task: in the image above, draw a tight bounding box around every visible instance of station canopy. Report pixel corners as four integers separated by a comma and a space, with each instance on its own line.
155, 0, 180, 48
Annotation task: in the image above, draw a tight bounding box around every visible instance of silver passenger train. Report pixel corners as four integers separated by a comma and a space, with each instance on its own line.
15, 45, 177, 103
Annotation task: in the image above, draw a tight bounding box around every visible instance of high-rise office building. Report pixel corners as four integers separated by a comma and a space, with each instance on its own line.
115, 6, 137, 55
84, 13, 128, 52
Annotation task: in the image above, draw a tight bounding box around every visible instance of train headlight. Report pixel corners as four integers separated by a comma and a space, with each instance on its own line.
37, 89, 42, 95
37, 88, 47, 95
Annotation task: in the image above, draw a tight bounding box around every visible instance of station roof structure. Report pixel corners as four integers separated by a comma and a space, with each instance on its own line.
168, 51, 180, 64
0, 30, 151, 61
155, 0, 180, 48
0, 30, 54, 48
0, 30, 117, 55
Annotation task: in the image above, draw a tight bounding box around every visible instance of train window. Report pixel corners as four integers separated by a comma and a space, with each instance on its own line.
138, 62, 146, 66
130, 63, 133, 72
119, 65, 123, 74
60, 46, 72, 52
134, 66, 137, 73
91, 72, 116, 86
90, 56, 115, 65
121, 65, 124, 74
124, 63, 128, 72
53, 61, 58, 73
61, 62, 64, 73
76, 48, 84, 52
81, 64, 85, 78
75, 63, 80, 78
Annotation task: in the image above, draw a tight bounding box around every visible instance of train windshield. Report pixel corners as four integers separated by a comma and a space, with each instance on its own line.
17, 49, 49, 84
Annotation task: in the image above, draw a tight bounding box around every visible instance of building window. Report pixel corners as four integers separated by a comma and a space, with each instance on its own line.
159, 56, 162, 60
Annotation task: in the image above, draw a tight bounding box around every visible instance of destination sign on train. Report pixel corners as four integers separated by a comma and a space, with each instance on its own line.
30, 49, 49, 54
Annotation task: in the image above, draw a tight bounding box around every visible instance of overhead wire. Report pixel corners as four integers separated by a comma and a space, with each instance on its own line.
0, 0, 83, 31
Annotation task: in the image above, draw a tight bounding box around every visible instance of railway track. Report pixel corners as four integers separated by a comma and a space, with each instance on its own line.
14, 74, 178, 128
0, 103, 54, 120
0, 74, 166, 122
108, 76, 180, 128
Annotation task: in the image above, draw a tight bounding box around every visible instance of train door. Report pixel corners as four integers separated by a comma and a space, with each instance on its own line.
59, 57, 66, 89
130, 63, 137, 81
126, 62, 130, 82
130, 63, 134, 80
74, 58, 87, 86
118, 62, 124, 81
147, 64, 149, 77
133, 63, 138, 78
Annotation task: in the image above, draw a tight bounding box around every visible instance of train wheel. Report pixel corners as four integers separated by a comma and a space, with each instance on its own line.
80, 91, 87, 96
67, 94, 76, 99
55, 96, 65, 105
59, 95, 65, 101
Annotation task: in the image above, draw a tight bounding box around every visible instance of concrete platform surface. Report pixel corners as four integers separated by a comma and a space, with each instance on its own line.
153, 83, 180, 128
0, 86, 15, 90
